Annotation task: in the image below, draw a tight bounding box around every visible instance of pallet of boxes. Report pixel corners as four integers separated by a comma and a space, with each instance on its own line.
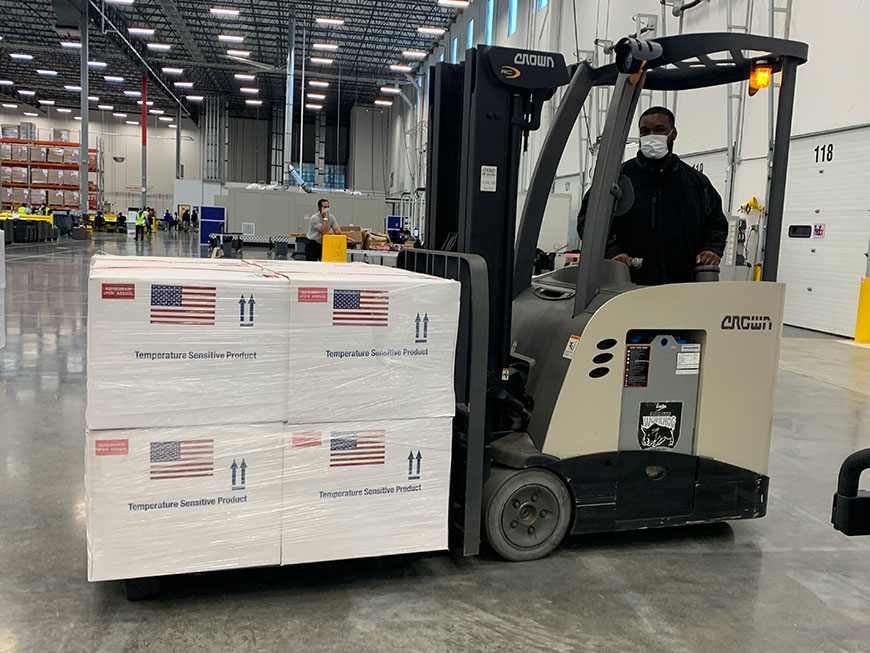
85, 255, 460, 596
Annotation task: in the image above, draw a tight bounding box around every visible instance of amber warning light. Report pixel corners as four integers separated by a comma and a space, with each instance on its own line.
748, 63, 773, 96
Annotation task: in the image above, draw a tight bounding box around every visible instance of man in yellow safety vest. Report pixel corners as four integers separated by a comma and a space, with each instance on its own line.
17, 204, 26, 217
134, 208, 146, 241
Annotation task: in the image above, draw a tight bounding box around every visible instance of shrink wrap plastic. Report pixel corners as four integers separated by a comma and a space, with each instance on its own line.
86, 255, 460, 581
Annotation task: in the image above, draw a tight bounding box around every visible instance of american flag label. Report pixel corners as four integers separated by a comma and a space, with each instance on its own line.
150, 284, 216, 325
292, 431, 322, 448
329, 430, 386, 467
333, 289, 389, 326
150, 440, 214, 480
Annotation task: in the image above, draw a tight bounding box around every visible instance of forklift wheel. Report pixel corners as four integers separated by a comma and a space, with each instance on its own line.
483, 466, 571, 562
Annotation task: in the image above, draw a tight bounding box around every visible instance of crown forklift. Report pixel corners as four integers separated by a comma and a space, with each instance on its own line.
399, 33, 808, 560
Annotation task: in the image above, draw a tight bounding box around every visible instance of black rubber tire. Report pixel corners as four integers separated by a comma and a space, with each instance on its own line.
124, 577, 162, 601
483, 466, 572, 562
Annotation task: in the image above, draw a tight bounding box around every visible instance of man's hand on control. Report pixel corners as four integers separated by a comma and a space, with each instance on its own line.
696, 251, 721, 266
612, 253, 632, 268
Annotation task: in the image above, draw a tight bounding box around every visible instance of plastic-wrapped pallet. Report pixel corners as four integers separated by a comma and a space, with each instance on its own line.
282, 417, 452, 564
86, 255, 290, 429
254, 260, 461, 423
86, 423, 284, 581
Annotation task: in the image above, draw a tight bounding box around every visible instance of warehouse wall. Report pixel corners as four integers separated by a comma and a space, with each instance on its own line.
385, 0, 870, 248
0, 106, 200, 214
348, 106, 389, 193
227, 117, 269, 184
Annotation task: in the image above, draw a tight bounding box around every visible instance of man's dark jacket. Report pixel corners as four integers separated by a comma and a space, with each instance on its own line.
578, 152, 728, 285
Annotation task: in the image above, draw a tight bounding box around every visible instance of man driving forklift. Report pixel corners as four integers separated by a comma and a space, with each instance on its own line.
578, 106, 728, 285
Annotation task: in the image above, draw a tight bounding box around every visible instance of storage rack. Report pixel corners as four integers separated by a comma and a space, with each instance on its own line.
0, 137, 103, 211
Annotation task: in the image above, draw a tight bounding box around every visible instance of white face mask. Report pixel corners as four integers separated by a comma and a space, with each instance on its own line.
639, 133, 672, 160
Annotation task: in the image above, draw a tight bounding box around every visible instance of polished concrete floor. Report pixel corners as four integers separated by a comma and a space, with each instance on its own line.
2, 231, 870, 653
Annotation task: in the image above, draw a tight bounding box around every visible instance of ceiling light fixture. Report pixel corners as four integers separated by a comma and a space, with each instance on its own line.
23, 112, 38, 117
307, 93, 326, 100
210, 7, 240, 16
10, 53, 33, 60
38, 99, 55, 105
97, 104, 113, 110
389, 64, 412, 72
146, 43, 171, 52
1, 103, 18, 108
218, 34, 244, 43
402, 50, 427, 59
104, 75, 124, 83
309, 80, 329, 88
374, 99, 393, 106
438, 0, 470, 7
88, 60, 107, 67
148, 108, 164, 114
380, 86, 401, 94
64, 85, 82, 91
312, 43, 339, 51
239, 87, 258, 94
310, 57, 333, 64
60, 41, 82, 48
136, 100, 155, 106
0, 80, 14, 86
234, 73, 255, 81
57, 107, 73, 113
245, 99, 263, 105
125, 120, 139, 125
87, 96, 99, 101
418, 26, 446, 35
168, 124, 178, 128
174, 81, 194, 88
128, 27, 155, 36
158, 116, 172, 121
186, 95, 204, 101
113, 112, 128, 117
124, 90, 141, 96
315, 17, 344, 25
106, 0, 135, 4
18, 90, 35, 96
37, 69, 58, 76
226, 49, 250, 57
74, 116, 82, 120
162, 67, 184, 75
305, 103, 323, 110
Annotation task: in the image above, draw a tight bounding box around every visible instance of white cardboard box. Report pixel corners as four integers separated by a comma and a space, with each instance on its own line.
86, 423, 284, 581
256, 261, 461, 424
282, 417, 452, 565
87, 255, 290, 429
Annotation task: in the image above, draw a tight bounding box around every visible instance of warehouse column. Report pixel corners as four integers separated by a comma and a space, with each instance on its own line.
315, 111, 326, 187
298, 28, 306, 173
79, 0, 89, 218
175, 100, 181, 179
283, 12, 295, 185
141, 75, 147, 208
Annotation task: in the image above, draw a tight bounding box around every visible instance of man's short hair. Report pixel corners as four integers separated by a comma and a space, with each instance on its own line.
317, 198, 329, 210
640, 106, 675, 127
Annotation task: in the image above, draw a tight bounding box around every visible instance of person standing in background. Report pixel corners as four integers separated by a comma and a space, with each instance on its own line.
182, 208, 191, 232
191, 208, 199, 232
305, 199, 341, 261
134, 208, 146, 241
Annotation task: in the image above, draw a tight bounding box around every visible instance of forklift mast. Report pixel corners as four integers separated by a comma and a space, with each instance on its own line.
426, 46, 569, 429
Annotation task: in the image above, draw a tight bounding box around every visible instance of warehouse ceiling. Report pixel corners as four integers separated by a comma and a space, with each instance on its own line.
0, 0, 459, 124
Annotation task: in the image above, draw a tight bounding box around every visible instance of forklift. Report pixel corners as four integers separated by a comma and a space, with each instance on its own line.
399, 32, 808, 560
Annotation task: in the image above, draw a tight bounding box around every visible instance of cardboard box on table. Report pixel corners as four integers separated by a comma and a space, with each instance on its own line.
86, 255, 290, 429
86, 423, 284, 581
254, 260, 461, 423
282, 417, 452, 565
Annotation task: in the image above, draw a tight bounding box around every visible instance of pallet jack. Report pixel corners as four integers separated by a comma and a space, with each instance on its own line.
399, 32, 808, 560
